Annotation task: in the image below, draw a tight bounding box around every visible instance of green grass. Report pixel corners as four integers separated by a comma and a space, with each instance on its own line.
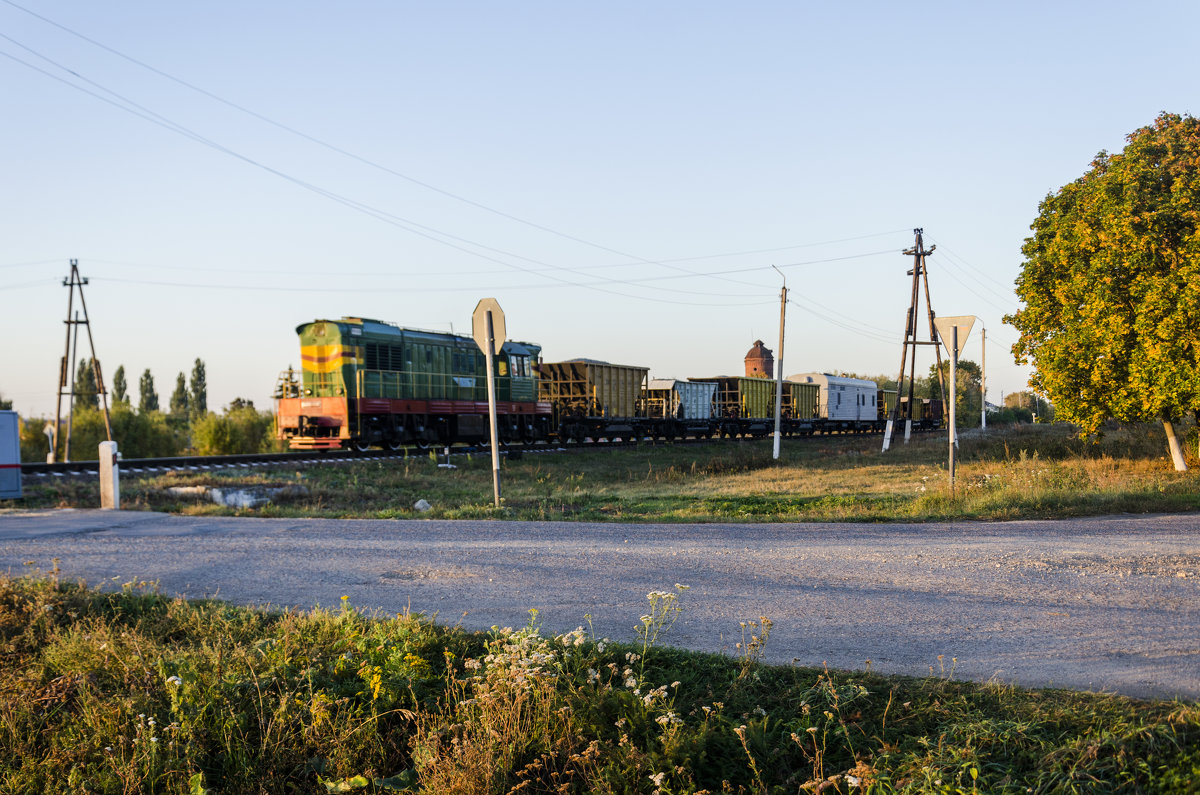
18, 422, 1200, 522
1, 574, 1196, 793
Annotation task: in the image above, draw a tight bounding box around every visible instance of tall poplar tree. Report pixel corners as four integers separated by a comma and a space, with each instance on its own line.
112, 365, 129, 404
169, 373, 190, 418
1006, 112, 1200, 470
190, 358, 207, 416
74, 358, 99, 409
138, 369, 159, 413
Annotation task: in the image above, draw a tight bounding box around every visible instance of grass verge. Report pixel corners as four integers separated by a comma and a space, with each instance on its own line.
16, 423, 1200, 522
1, 575, 1196, 793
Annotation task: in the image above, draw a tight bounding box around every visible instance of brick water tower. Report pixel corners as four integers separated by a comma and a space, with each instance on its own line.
744, 340, 774, 378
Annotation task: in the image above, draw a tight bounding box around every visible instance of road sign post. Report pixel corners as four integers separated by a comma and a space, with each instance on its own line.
933, 315, 975, 495
472, 299, 506, 508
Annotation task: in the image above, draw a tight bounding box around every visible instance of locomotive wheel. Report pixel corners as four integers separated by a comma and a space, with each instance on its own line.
385, 439, 404, 452
352, 439, 372, 452
414, 438, 431, 451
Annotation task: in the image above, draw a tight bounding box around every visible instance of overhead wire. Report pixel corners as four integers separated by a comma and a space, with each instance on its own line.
0, 39, 735, 304
2, 36, 901, 306
0, 7, 951, 338
83, 248, 895, 295
1, 1, 915, 297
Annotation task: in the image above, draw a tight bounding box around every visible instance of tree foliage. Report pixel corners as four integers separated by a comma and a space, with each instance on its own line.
169, 372, 189, 418
190, 358, 207, 415
74, 358, 99, 410
1006, 112, 1200, 466
929, 359, 983, 428
49, 404, 185, 461
112, 365, 128, 404
138, 369, 159, 413
192, 401, 278, 455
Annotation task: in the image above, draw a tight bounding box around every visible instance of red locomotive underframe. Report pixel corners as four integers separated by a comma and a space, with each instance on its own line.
277, 396, 552, 449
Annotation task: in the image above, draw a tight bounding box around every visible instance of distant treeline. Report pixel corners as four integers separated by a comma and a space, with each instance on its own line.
11, 358, 281, 462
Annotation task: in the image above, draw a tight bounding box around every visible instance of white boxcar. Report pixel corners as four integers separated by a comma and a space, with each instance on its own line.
787, 373, 878, 422
646, 379, 717, 419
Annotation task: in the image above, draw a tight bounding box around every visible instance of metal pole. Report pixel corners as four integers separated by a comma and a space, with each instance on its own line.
981, 326, 987, 430
485, 311, 502, 507
949, 327, 958, 494
772, 266, 786, 461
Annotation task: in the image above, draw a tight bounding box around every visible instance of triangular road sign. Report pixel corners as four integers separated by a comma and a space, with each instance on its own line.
934, 315, 976, 356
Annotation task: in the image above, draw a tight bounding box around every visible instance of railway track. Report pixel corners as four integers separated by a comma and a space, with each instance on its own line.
18, 426, 922, 482
21, 448, 412, 479
18, 441, 572, 481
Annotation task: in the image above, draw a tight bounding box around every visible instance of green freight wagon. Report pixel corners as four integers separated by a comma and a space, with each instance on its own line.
690, 376, 776, 437
537, 359, 649, 441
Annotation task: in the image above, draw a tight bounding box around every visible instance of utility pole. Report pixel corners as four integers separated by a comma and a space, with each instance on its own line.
772, 265, 786, 461
52, 260, 111, 463
980, 326, 987, 430
882, 229, 946, 452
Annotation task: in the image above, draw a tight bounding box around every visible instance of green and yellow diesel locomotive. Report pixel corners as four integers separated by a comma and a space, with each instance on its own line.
275, 317, 551, 450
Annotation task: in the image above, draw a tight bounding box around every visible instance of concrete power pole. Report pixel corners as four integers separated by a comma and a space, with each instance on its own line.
772, 266, 786, 461
981, 326, 987, 430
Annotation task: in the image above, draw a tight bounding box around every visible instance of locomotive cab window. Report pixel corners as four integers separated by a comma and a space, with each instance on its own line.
509, 354, 531, 378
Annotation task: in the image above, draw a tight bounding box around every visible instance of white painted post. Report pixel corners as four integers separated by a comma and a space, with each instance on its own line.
99, 441, 119, 510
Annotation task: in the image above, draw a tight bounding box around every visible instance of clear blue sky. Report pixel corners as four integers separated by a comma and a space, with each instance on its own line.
3, 1, 1197, 417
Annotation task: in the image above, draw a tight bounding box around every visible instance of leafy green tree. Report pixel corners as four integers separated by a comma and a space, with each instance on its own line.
1004, 391, 1053, 422
65, 404, 185, 460
1006, 112, 1200, 470
169, 372, 189, 418
112, 365, 128, 404
74, 358, 99, 409
930, 359, 983, 428
190, 358, 207, 416
192, 402, 277, 455
0, 392, 11, 411
138, 369, 159, 413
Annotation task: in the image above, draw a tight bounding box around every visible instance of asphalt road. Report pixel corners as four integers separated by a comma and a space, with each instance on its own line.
1, 509, 1198, 701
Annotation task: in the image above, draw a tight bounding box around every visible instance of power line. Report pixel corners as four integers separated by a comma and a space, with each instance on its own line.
0, 41, 700, 304
1, 2, 915, 295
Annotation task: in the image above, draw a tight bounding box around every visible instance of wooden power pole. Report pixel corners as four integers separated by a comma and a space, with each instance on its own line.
51, 260, 112, 463
882, 229, 946, 452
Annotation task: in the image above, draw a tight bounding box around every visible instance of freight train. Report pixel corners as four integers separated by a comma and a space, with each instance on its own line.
274, 317, 943, 450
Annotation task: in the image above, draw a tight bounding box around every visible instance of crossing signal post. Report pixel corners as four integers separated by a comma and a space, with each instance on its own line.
472, 298, 507, 508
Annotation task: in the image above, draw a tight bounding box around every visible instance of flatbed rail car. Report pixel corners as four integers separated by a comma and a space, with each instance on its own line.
275, 317, 551, 450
